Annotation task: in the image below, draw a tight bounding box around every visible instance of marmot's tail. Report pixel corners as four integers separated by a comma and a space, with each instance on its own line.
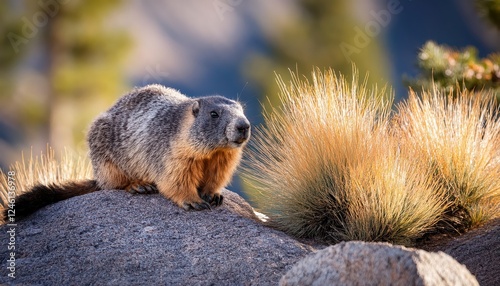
2, 180, 100, 222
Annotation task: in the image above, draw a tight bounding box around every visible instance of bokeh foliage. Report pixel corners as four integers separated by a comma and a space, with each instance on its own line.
243, 0, 391, 110
406, 41, 500, 101
0, 0, 131, 155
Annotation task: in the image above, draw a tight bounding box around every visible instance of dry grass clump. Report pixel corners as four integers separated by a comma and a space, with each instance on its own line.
0, 147, 92, 206
242, 69, 448, 245
395, 89, 500, 232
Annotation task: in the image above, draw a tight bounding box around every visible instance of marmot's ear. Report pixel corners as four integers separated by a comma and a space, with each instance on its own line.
192, 100, 200, 117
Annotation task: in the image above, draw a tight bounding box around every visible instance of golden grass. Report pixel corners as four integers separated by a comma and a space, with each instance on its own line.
242, 69, 448, 245
0, 147, 92, 206
395, 89, 500, 231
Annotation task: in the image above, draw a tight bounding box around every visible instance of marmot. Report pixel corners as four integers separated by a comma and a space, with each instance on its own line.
9, 84, 251, 220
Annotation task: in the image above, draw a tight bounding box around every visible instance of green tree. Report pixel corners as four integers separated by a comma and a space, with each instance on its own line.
0, 0, 132, 155
476, 0, 500, 30
243, 0, 392, 109
407, 41, 500, 101
0, 2, 28, 108
406, 0, 500, 102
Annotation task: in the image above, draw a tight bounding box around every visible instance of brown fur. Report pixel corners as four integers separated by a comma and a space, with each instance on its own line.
157, 146, 242, 208
152, 107, 237, 207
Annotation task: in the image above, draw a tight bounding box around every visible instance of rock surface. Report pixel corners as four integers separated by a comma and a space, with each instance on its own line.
0, 189, 314, 285
427, 218, 500, 286
280, 241, 478, 286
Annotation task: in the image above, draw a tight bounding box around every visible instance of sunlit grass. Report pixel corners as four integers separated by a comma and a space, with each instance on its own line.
0, 147, 92, 207
242, 68, 448, 245
395, 89, 500, 232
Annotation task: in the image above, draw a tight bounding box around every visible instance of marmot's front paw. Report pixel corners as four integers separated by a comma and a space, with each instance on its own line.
126, 183, 158, 194
200, 193, 224, 207
182, 200, 212, 211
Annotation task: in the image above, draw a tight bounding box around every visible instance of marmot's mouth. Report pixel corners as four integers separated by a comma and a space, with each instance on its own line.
232, 138, 247, 145
228, 138, 247, 148
230, 142, 243, 148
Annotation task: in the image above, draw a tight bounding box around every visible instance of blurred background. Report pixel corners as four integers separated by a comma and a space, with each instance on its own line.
1, 0, 499, 195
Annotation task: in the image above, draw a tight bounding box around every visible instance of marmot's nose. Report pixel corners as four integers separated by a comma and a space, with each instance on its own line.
236, 120, 250, 132
237, 122, 250, 133
236, 120, 251, 139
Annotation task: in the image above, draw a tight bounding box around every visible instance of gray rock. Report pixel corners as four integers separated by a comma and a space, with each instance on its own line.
280, 241, 478, 286
0, 189, 314, 285
430, 218, 500, 286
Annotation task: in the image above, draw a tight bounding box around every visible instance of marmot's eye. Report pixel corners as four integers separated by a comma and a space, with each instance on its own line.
210, 111, 219, 118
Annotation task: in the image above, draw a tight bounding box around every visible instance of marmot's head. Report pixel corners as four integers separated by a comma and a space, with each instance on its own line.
190, 96, 250, 150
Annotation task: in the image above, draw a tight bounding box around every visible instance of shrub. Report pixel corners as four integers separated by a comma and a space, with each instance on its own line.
395, 89, 500, 232
242, 69, 448, 245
